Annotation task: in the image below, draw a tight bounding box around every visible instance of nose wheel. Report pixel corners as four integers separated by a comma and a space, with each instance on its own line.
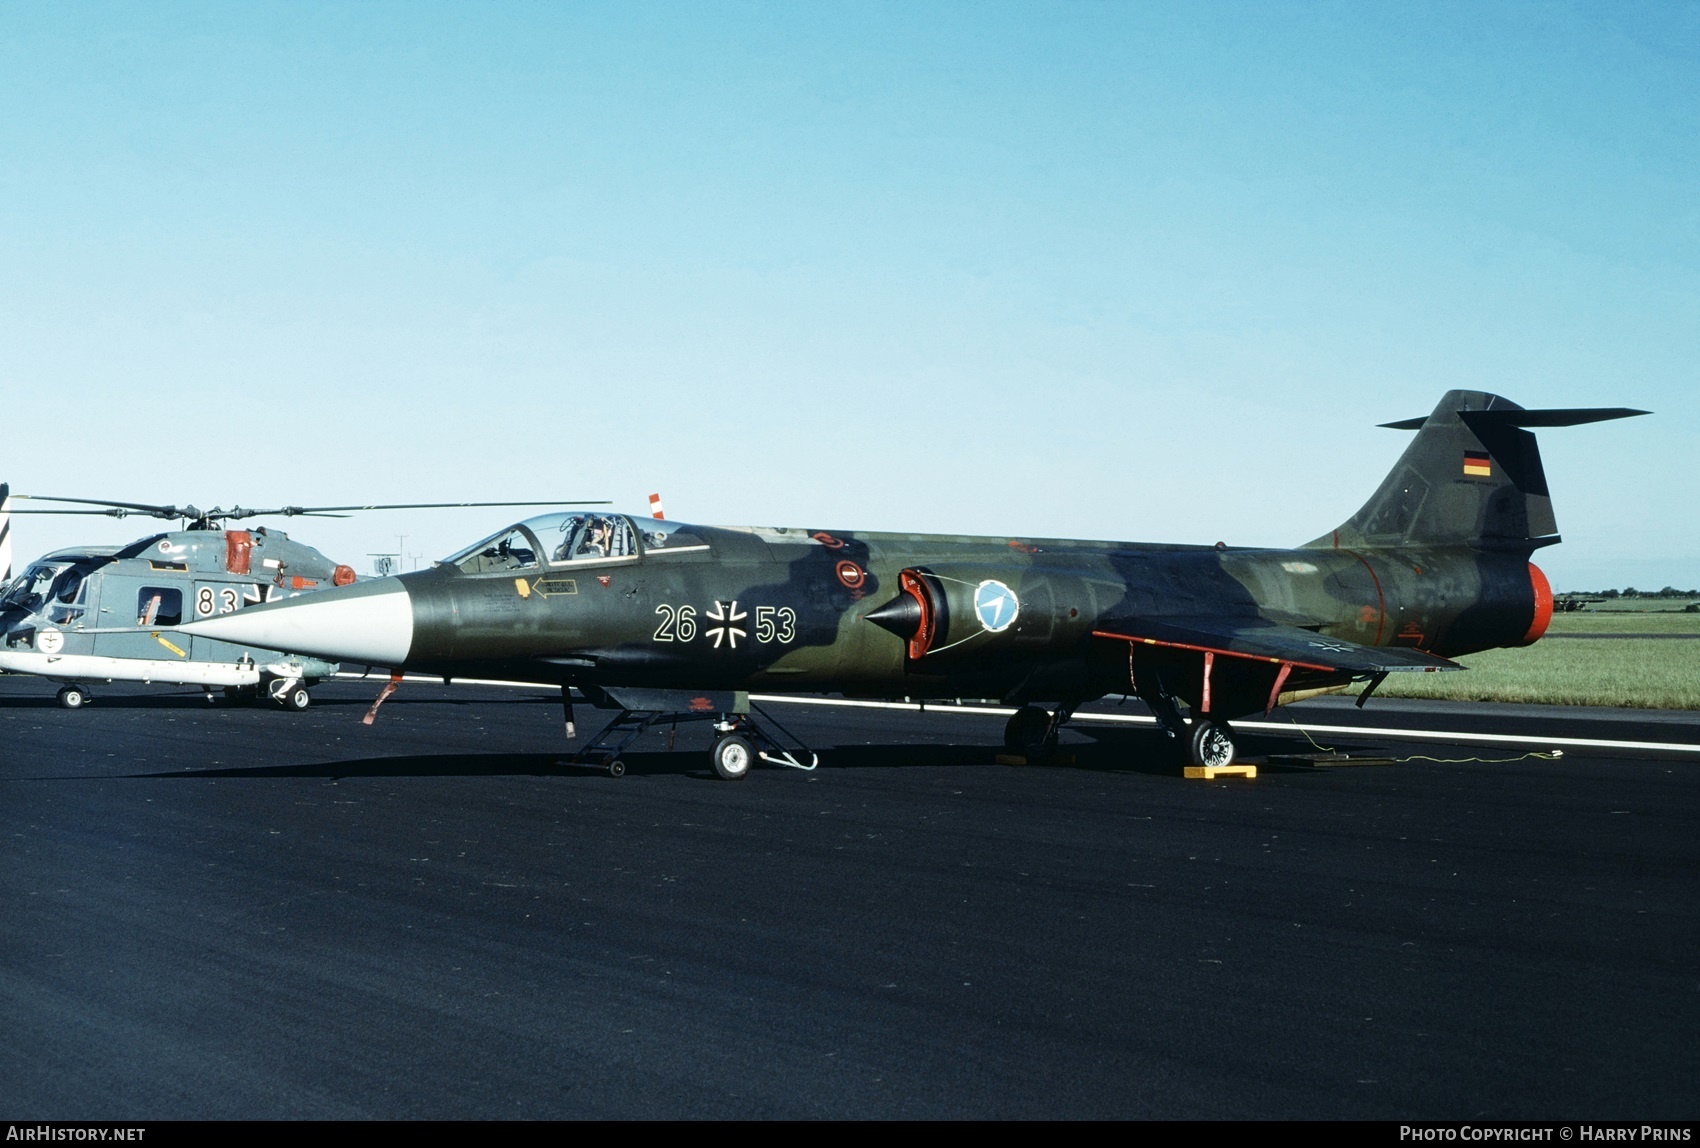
710, 734, 754, 781
56, 685, 89, 710
567, 700, 816, 779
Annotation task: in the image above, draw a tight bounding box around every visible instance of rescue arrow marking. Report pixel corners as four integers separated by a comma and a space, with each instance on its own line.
152, 632, 188, 658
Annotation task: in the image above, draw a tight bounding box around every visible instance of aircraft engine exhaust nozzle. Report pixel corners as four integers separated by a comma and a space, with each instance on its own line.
182, 579, 414, 666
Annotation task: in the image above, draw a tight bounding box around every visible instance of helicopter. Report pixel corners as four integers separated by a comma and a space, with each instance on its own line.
0, 489, 604, 710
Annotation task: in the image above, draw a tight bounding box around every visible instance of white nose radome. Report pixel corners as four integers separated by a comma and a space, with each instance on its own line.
182, 580, 414, 666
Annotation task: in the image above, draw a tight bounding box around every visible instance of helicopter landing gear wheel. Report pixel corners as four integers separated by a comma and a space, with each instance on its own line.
606, 759, 626, 778
1003, 706, 1057, 758
273, 684, 311, 712
710, 734, 754, 781
56, 685, 88, 710
1188, 719, 1236, 769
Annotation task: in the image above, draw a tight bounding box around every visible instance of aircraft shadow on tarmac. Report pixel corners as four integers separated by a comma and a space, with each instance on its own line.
132, 746, 1011, 782
120, 724, 1348, 782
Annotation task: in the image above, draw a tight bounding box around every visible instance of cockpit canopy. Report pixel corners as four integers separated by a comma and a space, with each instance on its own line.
1, 558, 102, 623
443, 512, 709, 574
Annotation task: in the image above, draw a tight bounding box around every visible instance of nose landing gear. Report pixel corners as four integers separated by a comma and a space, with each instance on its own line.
564, 687, 818, 780
710, 733, 755, 781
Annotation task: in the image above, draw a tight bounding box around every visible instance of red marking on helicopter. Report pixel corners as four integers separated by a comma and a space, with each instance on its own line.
811, 532, 845, 549
225, 531, 253, 574
835, 560, 865, 590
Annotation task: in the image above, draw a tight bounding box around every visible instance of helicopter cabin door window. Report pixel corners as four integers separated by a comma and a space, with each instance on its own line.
137, 587, 183, 627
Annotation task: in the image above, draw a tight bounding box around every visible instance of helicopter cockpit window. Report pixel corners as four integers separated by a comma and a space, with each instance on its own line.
53, 567, 88, 603
46, 566, 91, 625
137, 587, 183, 628
447, 526, 542, 575
3, 563, 69, 613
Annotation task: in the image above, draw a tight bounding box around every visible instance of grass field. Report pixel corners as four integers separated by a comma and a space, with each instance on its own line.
1543, 610, 1700, 633
1365, 608, 1700, 710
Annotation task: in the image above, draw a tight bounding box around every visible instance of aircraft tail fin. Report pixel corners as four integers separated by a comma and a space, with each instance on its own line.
0, 483, 12, 585
1306, 392, 1647, 553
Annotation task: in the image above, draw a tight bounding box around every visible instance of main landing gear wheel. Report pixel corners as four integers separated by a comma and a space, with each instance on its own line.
56, 685, 88, 710
710, 734, 754, 781
1188, 719, 1236, 769
1003, 706, 1057, 758
273, 684, 311, 712
606, 759, 626, 778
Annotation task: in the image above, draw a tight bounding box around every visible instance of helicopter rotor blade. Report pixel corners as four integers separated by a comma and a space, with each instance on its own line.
249, 500, 613, 515
9, 497, 608, 526
12, 495, 183, 518
7, 509, 147, 516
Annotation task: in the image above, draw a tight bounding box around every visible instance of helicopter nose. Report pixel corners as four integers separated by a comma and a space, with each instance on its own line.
182, 579, 414, 666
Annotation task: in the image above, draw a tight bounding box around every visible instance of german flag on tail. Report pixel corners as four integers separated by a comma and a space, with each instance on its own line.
1463, 451, 1492, 477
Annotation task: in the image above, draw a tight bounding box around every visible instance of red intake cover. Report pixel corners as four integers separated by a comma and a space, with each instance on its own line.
225, 530, 253, 575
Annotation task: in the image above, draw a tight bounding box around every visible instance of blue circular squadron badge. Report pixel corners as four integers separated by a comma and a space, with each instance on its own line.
974, 580, 1020, 633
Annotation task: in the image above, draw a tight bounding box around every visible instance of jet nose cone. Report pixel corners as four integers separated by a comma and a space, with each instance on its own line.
182, 579, 414, 666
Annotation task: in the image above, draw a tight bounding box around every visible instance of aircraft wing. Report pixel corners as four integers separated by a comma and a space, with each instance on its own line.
1092, 616, 1460, 674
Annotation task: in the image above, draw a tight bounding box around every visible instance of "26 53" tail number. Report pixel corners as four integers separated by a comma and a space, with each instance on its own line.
654, 602, 795, 645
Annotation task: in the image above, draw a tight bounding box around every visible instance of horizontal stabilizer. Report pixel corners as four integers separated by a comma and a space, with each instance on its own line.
1094, 616, 1459, 675
1317, 390, 1648, 552
1381, 407, 1649, 431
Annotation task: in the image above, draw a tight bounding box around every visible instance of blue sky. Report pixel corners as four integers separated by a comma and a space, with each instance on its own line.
2, 2, 1693, 589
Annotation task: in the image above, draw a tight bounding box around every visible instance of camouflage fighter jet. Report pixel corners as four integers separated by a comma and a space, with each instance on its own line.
184, 392, 1644, 778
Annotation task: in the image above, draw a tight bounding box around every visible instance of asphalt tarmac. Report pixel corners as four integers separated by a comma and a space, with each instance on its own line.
2, 676, 1695, 1120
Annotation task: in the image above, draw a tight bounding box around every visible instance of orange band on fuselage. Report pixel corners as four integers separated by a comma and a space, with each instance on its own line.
1524, 562, 1553, 644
